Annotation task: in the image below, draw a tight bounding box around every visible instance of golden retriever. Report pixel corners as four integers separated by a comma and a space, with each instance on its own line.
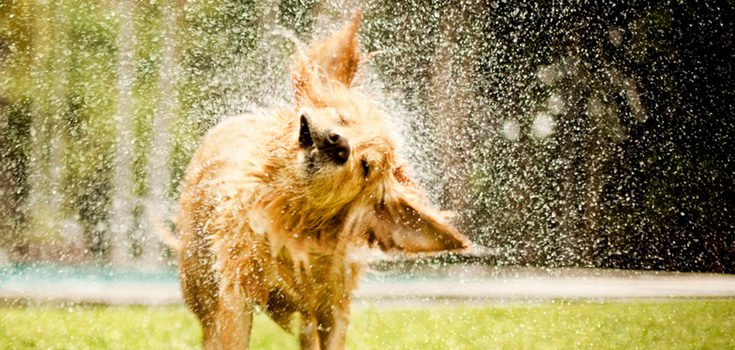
173, 12, 469, 350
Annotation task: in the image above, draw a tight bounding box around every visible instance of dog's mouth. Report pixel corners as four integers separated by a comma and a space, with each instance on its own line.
299, 114, 350, 164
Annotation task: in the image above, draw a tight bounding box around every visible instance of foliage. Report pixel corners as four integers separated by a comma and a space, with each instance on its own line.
0, 99, 31, 246
0, 1, 732, 271
60, 0, 118, 259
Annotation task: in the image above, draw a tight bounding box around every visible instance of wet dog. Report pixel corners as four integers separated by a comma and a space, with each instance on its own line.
173, 12, 469, 350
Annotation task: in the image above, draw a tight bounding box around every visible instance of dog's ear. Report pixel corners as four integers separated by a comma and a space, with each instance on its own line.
293, 11, 362, 105
369, 174, 469, 253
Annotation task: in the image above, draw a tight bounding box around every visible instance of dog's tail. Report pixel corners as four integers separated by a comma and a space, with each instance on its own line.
148, 202, 182, 252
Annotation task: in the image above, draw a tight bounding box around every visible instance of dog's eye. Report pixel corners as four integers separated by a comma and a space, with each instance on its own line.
360, 158, 370, 178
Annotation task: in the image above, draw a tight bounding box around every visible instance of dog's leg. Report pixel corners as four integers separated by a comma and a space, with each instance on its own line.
314, 301, 351, 350
300, 314, 320, 350
213, 282, 253, 350
179, 233, 222, 350
317, 253, 357, 349
322, 309, 350, 350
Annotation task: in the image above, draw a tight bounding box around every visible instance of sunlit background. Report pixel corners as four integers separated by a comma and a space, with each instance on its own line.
1, 0, 732, 273
1, 1, 734, 348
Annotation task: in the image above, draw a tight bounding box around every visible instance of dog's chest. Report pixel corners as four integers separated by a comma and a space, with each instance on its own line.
235, 239, 353, 313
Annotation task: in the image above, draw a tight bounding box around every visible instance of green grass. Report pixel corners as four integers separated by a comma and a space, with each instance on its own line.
1, 300, 733, 349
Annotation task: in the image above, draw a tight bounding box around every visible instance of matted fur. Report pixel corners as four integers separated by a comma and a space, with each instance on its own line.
175, 12, 469, 350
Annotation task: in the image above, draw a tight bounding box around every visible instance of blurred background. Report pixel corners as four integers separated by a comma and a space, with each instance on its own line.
0, 0, 733, 275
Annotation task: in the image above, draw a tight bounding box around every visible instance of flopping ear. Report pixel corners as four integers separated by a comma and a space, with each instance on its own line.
369, 176, 470, 253
293, 11, 362, 105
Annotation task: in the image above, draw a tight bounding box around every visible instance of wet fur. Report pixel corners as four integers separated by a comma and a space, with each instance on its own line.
175, 12, 469, 350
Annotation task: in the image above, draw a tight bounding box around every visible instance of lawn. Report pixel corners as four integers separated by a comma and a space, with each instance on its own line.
1, 300, 733, 349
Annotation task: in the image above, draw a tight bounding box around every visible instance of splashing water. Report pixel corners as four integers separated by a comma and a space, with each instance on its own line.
0, 1, 732, 273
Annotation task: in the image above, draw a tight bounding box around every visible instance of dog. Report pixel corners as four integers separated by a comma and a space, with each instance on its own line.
172, 12, 469, 350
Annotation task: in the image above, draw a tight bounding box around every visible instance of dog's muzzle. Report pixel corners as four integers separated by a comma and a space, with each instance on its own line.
299, 115, 351, 164
319, 132, 350, 164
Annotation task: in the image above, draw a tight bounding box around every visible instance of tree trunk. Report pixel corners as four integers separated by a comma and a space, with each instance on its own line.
141, 0, 181, 266
110, 0, 136, 267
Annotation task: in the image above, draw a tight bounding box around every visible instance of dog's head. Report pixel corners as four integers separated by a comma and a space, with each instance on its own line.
288, 12, 468, 253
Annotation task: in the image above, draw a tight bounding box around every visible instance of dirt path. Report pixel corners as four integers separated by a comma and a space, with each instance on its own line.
2, 267, 734, 306
355, 267, 735, 307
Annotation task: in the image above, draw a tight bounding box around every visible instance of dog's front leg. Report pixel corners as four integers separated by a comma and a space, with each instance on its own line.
300, 314, 320, 350
212, 281, 253, 350
317, 298, 352, 350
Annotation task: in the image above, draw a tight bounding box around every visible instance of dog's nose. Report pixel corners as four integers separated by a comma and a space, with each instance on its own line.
322, 132, 350, 164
